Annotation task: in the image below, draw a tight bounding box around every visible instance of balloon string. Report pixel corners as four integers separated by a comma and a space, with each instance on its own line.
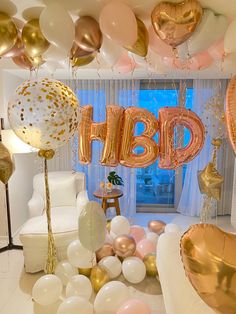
44, 157, 57, 274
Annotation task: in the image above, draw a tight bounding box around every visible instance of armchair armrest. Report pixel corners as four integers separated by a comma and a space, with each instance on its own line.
28, 191, 44, 218
76, 190, 89, 216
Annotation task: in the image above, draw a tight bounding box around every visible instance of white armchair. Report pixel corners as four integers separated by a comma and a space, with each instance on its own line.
20, 171, 89, 273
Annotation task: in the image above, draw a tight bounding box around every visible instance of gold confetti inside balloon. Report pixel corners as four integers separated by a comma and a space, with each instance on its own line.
8, 78, 79, 150
181, 224, 236, 314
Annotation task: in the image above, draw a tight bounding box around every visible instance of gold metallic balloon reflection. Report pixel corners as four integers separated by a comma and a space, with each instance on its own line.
143, 253, 158, 277
198, 162, 224, 201
71, 54, 96, 68
78, 267, 92, 277
124, 17, 149, 57
22, 19, 49, 58
181, 224, 236, 314
90, 266, 109, 293
0, 12, 18, 56
151, 0, 203, 47
0, 143, 14, 184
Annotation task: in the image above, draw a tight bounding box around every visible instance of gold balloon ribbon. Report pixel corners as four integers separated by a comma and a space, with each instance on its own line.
38, 149, 57, 274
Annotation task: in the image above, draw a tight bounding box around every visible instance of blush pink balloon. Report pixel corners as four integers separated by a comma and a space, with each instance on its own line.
208, 39, 225, 61
130, 225, 146, 244
149, 26, 173, 58
114, 52, 136, 73
189, 51, 214, 70
135, 239, 155, 259
116, 299, 151, 314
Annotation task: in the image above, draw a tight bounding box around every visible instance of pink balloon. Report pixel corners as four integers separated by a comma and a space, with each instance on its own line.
114, 52, 136, 73
149, 26, 173, 58
99, 1, 138, 46
135, 239, 155, 259
130, 225, 146, 243
208, 39, 225, 61
116, 299, 151, 314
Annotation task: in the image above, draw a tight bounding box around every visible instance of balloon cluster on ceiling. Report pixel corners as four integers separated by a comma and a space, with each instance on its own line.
1, 0, 236, 73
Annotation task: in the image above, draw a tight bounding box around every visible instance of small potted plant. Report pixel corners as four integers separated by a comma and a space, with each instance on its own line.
100, 171, 123, 193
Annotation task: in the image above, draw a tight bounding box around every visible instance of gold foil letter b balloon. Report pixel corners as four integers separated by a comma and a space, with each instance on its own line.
151, 0, 203, 47
181, 224, 236, 314
8, 78, 79, 150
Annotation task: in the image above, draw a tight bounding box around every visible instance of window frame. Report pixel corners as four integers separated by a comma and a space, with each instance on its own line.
136, 79, 193, 213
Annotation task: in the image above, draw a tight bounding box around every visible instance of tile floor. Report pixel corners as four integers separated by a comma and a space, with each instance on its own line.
0, 213, 234, 314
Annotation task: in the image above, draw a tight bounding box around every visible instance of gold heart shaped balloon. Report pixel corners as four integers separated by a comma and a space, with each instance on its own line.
0, 142, 14, 184
151, 0, 203, 47
226, 76, 236, 155
181, 224, 236, 314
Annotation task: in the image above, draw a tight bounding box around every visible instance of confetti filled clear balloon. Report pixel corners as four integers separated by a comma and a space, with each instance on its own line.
8, 78, 79, 150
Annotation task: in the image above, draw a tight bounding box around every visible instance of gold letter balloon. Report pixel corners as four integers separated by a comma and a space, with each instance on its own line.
8, 78, 79, 150
181, 224, 236, 314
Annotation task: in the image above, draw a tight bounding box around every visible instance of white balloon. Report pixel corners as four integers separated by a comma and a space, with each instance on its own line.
146, 232, 159, 247
42, 60, 59, 74
94, 281, 130, 314
39, 3, 75, 53
43, 44, 68, 61
122, 257, 146, 284
67, 239, 96, 268
111, 215, 130, 236
66, 275, 92, 300
221, 53, 236, 74
55, 260, 77, 286
164, 223, 181, 233
78, 201, 106, 252
98, 256, 122, 279
32, 275, 62, 306
181, 9, 228, 55
224, 19, 236, 53
100, 37, 123, 66
57, 296, 93, 314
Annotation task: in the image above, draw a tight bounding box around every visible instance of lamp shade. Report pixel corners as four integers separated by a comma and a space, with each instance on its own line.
1, 129, 37, 154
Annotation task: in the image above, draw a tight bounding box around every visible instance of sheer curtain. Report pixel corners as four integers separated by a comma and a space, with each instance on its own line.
72, 80, 139, 220
177, 79, 228, 217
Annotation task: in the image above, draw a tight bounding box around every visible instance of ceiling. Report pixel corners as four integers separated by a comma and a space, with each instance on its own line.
1, 0, 236, 79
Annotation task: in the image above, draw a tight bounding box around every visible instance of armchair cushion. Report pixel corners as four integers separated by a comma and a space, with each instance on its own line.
28, 191, 44, 218
33, 172, 78, 208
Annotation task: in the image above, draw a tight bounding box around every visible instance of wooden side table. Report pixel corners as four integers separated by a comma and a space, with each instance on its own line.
93, 188, 123, 216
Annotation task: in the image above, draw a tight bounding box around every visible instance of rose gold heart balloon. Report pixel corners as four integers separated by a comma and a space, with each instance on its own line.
181, 224, 236, 314
151, 0, 203, 47
226, 76, 236, 155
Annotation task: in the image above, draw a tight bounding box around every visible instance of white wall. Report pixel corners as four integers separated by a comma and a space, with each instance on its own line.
0, 71, 40, 237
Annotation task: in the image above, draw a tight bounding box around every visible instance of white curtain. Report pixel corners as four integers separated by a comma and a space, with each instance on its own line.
71, 80, 139, 220
177, 79, 228, 217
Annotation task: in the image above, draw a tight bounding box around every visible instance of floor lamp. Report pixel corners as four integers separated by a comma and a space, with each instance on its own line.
0, 118, 22, 252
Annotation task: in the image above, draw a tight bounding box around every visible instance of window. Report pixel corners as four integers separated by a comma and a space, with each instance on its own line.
136, 80, 193, 212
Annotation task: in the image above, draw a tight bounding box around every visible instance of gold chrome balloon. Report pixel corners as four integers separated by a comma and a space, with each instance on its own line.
143, 253, 158, 277
0, 143, 14, 184
0, 12, 17, 56
181, 224, 236, 314
71, 53, 96, 68
90, 266, 109, 293
22, 19, 49, 58
124, 17, 149, 57
78, 268, 92, 277
151, 0, 203, 47
198, 162, 224, 201
148, 220, 166, 235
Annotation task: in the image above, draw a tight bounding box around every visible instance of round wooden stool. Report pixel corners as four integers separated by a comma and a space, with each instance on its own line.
93, 188, 123, 216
